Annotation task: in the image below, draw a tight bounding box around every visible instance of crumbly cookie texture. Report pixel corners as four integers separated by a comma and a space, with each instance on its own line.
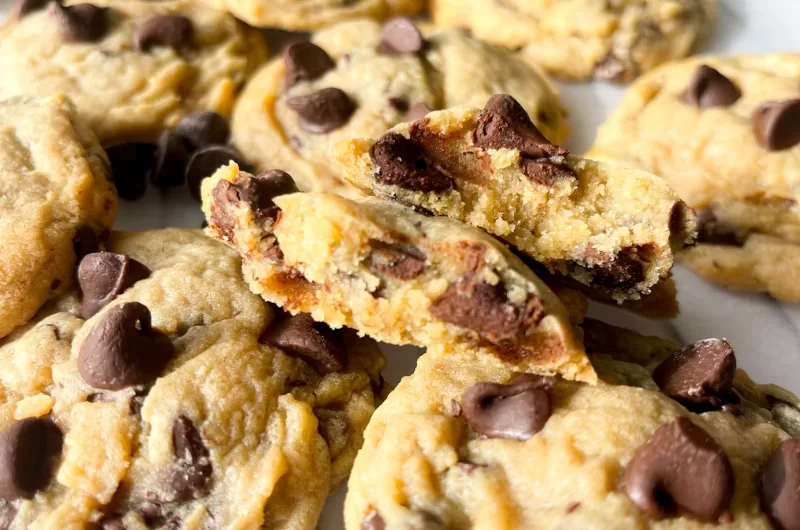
337, 97, 696, 302
432, 0, 717, 82
202, 164, 595, 383
0, 0, 267, 144
346, 319, 800, 530
589, 54, 800, 299
196, 0, 423, 30
231, 18, 569, 196
0, 95, 115, 340
0, 228, 384, 530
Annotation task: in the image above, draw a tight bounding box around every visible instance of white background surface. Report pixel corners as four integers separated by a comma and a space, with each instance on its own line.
2, 1, 799, 528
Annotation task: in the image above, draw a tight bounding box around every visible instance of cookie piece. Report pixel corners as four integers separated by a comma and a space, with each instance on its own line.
589, 54, 800, 299
0, 228, 384, 529
0, 95, 116, 340
431, 0, 717, 82
0, 0, 267, 144
202, 164, 595, 383
337, 97, 697, 302
345, 322, 798, 530
231, 18, 569, 195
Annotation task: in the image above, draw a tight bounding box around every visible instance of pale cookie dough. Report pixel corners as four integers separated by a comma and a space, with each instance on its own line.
337, 96, 696, 302
202, 164, 595, 383
589, 54, 800, 300
346, 319, 800, 530
0, 0, 267, 144
432, 0, 717, 82
196, 0, 423, 30
0, 95, 115, 340
0, 228, 384, 530
231, 18, 569, 196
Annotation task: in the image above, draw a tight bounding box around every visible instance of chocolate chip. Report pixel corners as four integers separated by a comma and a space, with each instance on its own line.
591, 247, 646, 291
652, 339, 736, 412
624, 417, 733, 522
151, 131, 189, 189
129, 390, 147, 416
462, 374, 554, 440
286, 87, 355, 134
159, 416, 211, 502
402, 102, 431, 122
49, 2, 108, 42
682, 65, 741, 108
15, 0, 55, 18
78, 252, 151, 319
368, 240, 426, 280
261, 313, 346, 375
371, 132, 454, 192
761, 439, 800, 530
78, 302, 175, 390
73, 226, 104, 260
283, 41, 335, 88
518, 158, 577, 186
185, 146, 249, 201
133, 15, 193, 54
105, 142, 157, 200
174, 111, 230, 151
752, 99, 800, 151
361, 510, 385, 530
378, 17, 424, 55
0, 418, 63, 501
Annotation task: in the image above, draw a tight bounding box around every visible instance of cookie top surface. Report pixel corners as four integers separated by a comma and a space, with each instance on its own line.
432, 0, 717, 82
231, 18, 569, 195
0, 95, 116, 340
0, 228, 384, 530
0, 0, 267, 144
346, 320, 800, 530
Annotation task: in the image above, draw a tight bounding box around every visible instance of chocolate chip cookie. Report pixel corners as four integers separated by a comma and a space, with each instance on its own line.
201, 164, 596, 383
231, 18, 569, 195
0, 95, 115, 340
589, 54, 800, 300
346, 319, 800, 530
0, 228, 384, 529
0, 0, 267, 144
337, 95, 697, 303
432, 0, 717, 82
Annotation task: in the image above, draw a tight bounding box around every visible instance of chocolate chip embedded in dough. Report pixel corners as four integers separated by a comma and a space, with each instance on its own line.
49, 2, 108, 42
752, 99, 800, 151
105, 142, 157, 201
174, 111, 230, 151
475, 95, 567, 158
624, 417, 733, 522
682, 65, 741, 108
0, 418, 63, 501
402, 102, 432, 122
260, 313, 346, 375
158, 416, 212, 502
287, 87, 356, 134
368, 240, 426, 280
371, 132, 454, 193
151, 130, 189, 189
361, 510, 386, 530
462, 374, 555, 440
378, 17, 424, 55
133, 15, 193, 54
761, 439, 800, 530
591, 247, 646, 291
519, 158, 577, 186
78, 252, 151, 319
78, 302, 175, 390
185, 146, 250, 201
283, 41, 335, 88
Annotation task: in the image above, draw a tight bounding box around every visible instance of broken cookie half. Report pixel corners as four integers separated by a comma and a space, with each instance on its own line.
334, 94, 697, 303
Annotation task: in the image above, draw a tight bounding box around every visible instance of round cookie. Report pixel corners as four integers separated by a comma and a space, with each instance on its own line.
0, 0, 267, 144
0, 228, 384, 530
431, 0, 717, 82
0, 95, 115, 340
346, 320, 800, 530
231, 18, 569, 195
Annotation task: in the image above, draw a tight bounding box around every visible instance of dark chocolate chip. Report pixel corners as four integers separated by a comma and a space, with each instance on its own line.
368, 240, 426, 280
378, 17, 424, 55
283, 41, 335, 88
78, 302, 175, 390
185, 146, 249, 201
402, 102, 431, 122
752, 99, 800, 151
49, 2, 108, 42
287, 87, 355, 134
591, 247, 646, 291
624, 417, 733, 522
593, 54, 632, 83
105, 142, 157, 201
761, 439, 800, 530
361, 510, 385, 530
159, 416, 211, 502
151, 131, 189, 189
518, 158, 578, 186
15, 0, 55, 18
694, 208, 741, 245
98, 515, 126, 530
652, 338, 736, 412
462, 374, 554, 440
388, 96, 409, 113
73, 226, 105, 260
0, 418, 63, 501
174, 111, 230, 151
371, 132, 454, 193
78, 252, 151, 319
682, 65, 741, 108
261, 313, 346, 375
133, 15, 193, 54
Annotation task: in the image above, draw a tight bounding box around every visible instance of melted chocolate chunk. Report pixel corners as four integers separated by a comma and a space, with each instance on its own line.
367, 240, 426, 280
371, 132, 454, 193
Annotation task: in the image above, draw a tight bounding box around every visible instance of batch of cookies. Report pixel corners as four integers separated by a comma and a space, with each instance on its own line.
0, 0, 798, 528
